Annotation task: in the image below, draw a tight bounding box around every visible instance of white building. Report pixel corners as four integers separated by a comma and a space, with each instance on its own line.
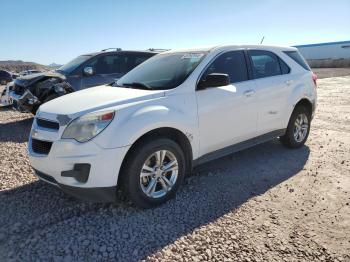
294, 40, 350, 67
295, 41, 350, 60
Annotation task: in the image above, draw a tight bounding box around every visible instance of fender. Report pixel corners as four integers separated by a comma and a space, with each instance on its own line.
284, 77, 315, 126
94, 94, 200, 158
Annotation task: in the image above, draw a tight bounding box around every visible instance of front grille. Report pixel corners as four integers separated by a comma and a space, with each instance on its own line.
31, 139, 53, 155
36, 118, 60, 130
35, 170, 57, 184
14, 84, 25, 95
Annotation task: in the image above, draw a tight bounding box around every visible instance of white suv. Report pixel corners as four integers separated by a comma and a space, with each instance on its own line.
28, 45, 317, 208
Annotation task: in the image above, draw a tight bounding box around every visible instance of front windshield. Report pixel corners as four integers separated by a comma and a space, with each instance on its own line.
57, 55, 92, 73
116, 52, 207, 90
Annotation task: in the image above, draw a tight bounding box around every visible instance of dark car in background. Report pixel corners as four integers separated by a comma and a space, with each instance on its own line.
0, 70, 12, 85
19, 70, 43, 76
9, 48, 161, 114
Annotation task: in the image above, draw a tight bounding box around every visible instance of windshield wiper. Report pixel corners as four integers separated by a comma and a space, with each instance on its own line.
109, 81, 120, 87
121, 82, 152, 90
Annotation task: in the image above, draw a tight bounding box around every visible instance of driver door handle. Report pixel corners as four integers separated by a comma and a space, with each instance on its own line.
244, 90, 255, 97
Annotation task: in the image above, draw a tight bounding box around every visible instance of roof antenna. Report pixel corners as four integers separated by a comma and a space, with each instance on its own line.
260, 36, 265, 44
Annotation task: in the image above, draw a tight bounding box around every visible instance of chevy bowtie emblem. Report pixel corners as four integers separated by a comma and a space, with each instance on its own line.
32, 130, 38, 137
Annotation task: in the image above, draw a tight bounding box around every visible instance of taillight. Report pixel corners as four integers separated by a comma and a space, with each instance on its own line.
312, 72, 317, 87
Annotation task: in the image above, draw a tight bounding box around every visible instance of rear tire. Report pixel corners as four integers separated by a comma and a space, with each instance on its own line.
120, 138, 186, 208
280, 106, 311, 148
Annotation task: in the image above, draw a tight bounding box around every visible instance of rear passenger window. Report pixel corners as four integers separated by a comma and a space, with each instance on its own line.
86, 54, 154, 75
248, 50, 281, 79
203, 51, 248, 83
86, 55, 125, 74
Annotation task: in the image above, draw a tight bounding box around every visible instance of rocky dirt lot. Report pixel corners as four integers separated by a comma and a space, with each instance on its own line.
313, 68, 350, 79
0, 76, 349, 262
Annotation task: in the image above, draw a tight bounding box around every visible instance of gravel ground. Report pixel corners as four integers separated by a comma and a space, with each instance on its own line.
312, 67, 350, 79
0, 76, 349, 261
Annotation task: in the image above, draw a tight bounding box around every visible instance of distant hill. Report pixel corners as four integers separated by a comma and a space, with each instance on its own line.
47, 63, 62, 69
0, 60, 49, 73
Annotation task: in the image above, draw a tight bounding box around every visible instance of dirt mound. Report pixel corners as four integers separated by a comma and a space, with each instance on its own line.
0, 60, 48, 73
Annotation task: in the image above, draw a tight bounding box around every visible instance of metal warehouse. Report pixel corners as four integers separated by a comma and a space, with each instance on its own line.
294, 40, 350, 67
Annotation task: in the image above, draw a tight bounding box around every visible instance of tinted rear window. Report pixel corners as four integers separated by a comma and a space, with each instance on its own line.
248, 50, 282, 79
284, 51, 311, 71
86, 53, 154, 75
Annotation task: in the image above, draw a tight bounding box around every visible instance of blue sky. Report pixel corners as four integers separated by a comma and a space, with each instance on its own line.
1, 0, 349, 65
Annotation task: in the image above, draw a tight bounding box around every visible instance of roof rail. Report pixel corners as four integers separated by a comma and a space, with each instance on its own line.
101, 48, 122, 52
148, 48, 170, 52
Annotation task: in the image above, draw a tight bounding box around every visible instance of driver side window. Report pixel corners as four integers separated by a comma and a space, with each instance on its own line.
202, 51, 249, 83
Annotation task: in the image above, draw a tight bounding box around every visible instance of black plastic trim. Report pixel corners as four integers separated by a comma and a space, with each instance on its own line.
31, 139, 53, 155
193, 129, 286, 166
59, 184, 116, 202
34, 169, 116, 202
61, 164, 91, 183
37, 118, 60, 130
35, 169, 58, 184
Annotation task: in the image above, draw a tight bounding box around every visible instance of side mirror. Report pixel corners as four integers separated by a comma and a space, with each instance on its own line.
197, 73, 230, 90
83, 66, 94, 76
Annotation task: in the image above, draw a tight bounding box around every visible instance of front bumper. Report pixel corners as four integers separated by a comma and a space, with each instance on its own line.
34, 170, 117, 202
9, 90, 38, 112
28, 117, 130, 202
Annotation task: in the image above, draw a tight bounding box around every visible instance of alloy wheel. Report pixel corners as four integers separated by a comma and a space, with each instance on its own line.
293, 113, 309, 143
139, 150, 179, 199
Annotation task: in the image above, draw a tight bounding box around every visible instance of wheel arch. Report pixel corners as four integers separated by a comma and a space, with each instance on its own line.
294, 98, 313, 117
118, 127, 193, 186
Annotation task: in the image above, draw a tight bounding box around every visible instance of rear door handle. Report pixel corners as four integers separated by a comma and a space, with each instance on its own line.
244, 90, 255, 97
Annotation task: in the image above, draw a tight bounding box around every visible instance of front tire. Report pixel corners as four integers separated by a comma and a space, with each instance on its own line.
121, 138, 186, 208
280, 106, 311, 148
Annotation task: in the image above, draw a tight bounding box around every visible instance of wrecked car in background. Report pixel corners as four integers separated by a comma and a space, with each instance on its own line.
8, 48, 161, 114
0, 70, 13, 85
9, 73, 73, 113
19, 70, 43, 76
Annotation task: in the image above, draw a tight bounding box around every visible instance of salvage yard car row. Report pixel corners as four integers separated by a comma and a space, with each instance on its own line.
4, 48, 162, 114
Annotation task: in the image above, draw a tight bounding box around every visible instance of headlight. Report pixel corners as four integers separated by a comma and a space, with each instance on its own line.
62, 110, 115, 142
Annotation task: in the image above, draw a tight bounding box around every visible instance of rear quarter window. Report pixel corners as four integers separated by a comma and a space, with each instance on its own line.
284, 51, 311, 71
279, 58, 290, 74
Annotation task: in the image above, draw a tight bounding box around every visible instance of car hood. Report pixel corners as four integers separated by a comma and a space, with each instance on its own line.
15, 71, 65, 87
38, 85, 165, 119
